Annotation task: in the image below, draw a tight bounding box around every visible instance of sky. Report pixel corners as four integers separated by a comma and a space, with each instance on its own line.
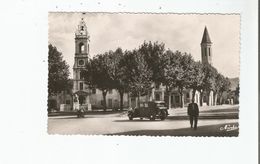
48, 12, 240, 78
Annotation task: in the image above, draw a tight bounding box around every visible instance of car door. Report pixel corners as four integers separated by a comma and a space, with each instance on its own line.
141, 102, 149, 117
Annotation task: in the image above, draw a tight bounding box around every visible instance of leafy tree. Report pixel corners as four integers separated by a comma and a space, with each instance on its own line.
219, 77, 231, 104
187, 61, 205, 104
106, 48, 128, 110
177, 53, 194, 107
213, 73, 225, 105
139, 41, 166, 84
164, 50, 182, 105
164, 50, 194, 107
121, 50, 153, 107
199, 64, 218, 106
48, 44, 71, 96
84, 53, 114, 111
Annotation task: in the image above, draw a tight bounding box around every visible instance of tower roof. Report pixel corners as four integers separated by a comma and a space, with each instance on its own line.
75, 18, 89, 37
201, 26, 212, 44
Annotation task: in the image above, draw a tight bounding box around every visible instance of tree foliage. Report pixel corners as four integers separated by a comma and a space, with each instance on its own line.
84, 53, 114, 111
188, 61, 205, 102
163, 50, 194, 107
121, 50, 153, 107
48, 44, 71, 96
106, 48, 128, 110
139, 41, 166, 83
81, 40, 233, 109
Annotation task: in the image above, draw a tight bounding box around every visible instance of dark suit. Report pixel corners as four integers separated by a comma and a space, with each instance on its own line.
187, 103, 199, 129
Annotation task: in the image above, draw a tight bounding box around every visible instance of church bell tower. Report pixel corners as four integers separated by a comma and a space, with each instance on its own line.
201, 26, 212, 65
72, 17, 91, 110
200, 26, 214, 106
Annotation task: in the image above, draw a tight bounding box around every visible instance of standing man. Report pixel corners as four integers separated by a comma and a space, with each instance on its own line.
187, 100, 199, 130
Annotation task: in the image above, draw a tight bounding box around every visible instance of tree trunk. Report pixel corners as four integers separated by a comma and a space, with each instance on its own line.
206, 91, 210, 106
199, 90, 203, 106
214, 93, 218, 106
166, 85, 171, 108
119, 91, 124, 111
128, 93, 131, 108
192, 88, 196, 102
219, 92, 223, 105
179, 87, 184, 108
71, 94, 74, 111
137, 91, 140, 108
102, 90, 107, 111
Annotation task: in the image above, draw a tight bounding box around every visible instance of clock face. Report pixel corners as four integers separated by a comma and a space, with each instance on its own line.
78, 60, 84, 66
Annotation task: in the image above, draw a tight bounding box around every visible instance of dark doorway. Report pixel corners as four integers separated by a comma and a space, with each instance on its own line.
155, 93, 160, 101
79, 95, 85, 105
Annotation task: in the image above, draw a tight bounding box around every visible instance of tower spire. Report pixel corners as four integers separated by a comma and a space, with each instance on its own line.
200, 26, 212, 65
201, 26, 212, 44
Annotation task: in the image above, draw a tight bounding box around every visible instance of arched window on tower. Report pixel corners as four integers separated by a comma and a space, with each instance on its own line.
208, 48, 211, 56
80, 70, 86, 80
79, 43, 85, 53
204, 48, 207, 57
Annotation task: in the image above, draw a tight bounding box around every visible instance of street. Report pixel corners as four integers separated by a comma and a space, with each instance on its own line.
48, 105, 239, 136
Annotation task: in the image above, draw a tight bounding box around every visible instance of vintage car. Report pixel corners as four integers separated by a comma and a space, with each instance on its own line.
128, 101, 169, 121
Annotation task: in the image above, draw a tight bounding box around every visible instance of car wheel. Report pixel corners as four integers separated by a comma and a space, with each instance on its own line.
160, 110, 167, 120
150, 114, 155, 121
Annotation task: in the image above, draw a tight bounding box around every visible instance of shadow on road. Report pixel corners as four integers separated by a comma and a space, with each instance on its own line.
114, 114, 238, 122
50, 116, 89, 120
48, 110, 127, 117
114, 119, 163, 122
107, 122, 239, 137
167, 115, 238, 120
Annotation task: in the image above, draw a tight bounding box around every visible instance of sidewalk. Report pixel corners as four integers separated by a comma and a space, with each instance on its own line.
168, 104, 239, 117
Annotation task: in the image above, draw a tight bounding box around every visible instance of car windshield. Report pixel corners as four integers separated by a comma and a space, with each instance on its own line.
156, 103, 165, 107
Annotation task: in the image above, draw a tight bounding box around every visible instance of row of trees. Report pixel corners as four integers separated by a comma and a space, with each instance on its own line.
83, 41, 231, 111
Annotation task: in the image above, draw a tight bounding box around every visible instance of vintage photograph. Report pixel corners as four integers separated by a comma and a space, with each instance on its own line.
48, 12, 240, 136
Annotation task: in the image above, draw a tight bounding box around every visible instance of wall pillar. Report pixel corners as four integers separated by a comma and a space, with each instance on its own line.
161, 91, 165, 101
128, 94, 131, 108
86, 95, 92, 111
151, 88, 155, 101
182, 94, 185, 108
209, 91, 214, 106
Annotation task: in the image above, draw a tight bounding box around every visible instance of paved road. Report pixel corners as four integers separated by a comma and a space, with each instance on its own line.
48, 110, 238, 136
